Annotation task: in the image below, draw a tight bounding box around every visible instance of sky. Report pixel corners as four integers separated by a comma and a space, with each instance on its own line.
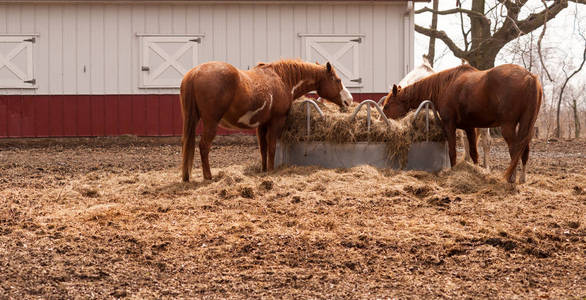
413, 0, 586, 73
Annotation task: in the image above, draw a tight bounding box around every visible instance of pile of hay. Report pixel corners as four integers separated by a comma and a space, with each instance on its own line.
281, 98, 446, 166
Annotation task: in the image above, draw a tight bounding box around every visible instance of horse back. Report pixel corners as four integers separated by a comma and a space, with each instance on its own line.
188, 61, 242, 95
484, 64, 540, 108
443, 64, 538, 127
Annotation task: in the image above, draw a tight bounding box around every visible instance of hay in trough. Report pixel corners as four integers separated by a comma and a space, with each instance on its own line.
280, 97, 446, 166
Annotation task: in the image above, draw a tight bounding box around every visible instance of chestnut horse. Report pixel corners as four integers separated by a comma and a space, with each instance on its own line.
383, 64, 542, 183
180, 59, 353, 182
394, 57, 492, 170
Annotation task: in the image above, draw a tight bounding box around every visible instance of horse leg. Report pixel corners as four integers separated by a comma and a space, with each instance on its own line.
501, 123, 518, 183
265, 118, 287, 171
481, 128, 491, 171
257, 125, 268, 172
519, 144, 530, 184
460, 130, 472, 162
445, 124, 458, 167
516, 110, 537, 184
464, 128, 479, 165
199, 121, 218, 180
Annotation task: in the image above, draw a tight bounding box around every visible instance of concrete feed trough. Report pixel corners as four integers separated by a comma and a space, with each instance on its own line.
275, 100, 450, 172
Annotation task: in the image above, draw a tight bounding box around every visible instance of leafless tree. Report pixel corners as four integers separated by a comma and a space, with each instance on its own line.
426, 0, 440, 67
564, 80, 585, 138
554, 36, 586, 138
415, 0, 586, 70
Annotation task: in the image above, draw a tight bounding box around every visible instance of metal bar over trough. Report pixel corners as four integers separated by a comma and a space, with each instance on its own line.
275, 99, 450, 172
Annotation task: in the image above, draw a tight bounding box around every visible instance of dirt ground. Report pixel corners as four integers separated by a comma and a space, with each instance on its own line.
0, 135, 584, 299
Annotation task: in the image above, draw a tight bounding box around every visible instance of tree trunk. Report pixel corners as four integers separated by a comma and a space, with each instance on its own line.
467, 47, 499, 70
556, 95, 562, 138
470, 0, 486, 50
426, 0, 439, 67
573, 98, 581, 138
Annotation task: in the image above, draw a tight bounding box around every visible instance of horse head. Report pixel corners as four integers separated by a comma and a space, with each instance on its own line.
383, 84, 409, 119
316, 62, 353, 108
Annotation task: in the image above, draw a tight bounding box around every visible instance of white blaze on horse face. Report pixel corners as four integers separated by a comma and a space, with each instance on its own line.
340, 83, 353, 106
238, 100, 267, 128
291, 80, 304, 95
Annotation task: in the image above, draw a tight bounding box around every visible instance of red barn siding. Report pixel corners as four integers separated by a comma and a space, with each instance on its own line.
64, 96, 79, 136
0, 93, 386, 138
6, 97, 23, 137
50, 96, 65, 136
0, 97, 6, 138
118, 95, 133, 135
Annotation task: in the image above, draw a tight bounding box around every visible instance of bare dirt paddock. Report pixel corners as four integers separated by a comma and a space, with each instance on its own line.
0, 136, 584, 298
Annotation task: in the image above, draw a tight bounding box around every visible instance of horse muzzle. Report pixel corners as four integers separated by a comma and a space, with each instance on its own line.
340, 86, 353, 107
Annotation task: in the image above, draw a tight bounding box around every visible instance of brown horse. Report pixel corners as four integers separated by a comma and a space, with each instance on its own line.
396, 57, 492, 170
383, 64, 542, 183
180, 59, 353, 182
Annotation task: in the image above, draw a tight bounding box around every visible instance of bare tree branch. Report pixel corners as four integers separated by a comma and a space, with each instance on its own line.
537, 0, 554, 81
415, 25, 467, 58
556, 37, 586, 137
499, 3, 524, 36
413, 0, 586, 70
415, 6, 488, 19
457, 0, 470, 51
516, 0, 569, 38
426, 0, 439, 66
488, 0, 576, 55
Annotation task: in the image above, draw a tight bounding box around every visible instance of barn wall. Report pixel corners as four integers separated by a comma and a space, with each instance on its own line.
0, 2, 411, 95
0, 93, 386, 137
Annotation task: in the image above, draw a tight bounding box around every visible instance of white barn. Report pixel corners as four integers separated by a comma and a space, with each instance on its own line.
0, 0, 424, 137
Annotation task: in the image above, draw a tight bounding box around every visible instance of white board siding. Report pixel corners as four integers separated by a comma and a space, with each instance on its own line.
0, 2, 412, 95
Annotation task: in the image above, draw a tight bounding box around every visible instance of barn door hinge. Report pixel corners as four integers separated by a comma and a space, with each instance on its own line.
141, 66, 150, 71
24, 79, 36, 85
23, 37, 36, 43
350, 37, 362, 43
350, 77, 362, 84
190, 37, 202, 43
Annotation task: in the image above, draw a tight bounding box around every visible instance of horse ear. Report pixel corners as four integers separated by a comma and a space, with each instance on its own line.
392, 84, 398, 96
315, 61, 320, 65
326, 62, 332, 73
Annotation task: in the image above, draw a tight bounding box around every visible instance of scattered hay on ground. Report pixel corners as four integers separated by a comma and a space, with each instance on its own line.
1, 138, 585, 298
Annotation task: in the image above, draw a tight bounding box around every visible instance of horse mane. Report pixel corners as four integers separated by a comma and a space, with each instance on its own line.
256, 59, 323, 87
401, 64, 477, 106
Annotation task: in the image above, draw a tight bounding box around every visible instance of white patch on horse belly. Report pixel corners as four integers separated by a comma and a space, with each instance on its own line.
268, 94, 273, 111
291, 80, 304, 95
238, 100, 267, 128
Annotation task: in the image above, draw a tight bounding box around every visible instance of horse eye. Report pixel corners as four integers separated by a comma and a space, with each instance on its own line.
336, 79, 341, 83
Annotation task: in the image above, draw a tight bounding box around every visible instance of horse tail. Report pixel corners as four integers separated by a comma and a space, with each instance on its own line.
504, 74, 542, 182
181, 70, 199, 182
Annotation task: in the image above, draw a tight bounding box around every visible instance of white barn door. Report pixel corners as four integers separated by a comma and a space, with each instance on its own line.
0, 35, 36, 88
302, 35, 362, 87
140, 36, 201, 88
